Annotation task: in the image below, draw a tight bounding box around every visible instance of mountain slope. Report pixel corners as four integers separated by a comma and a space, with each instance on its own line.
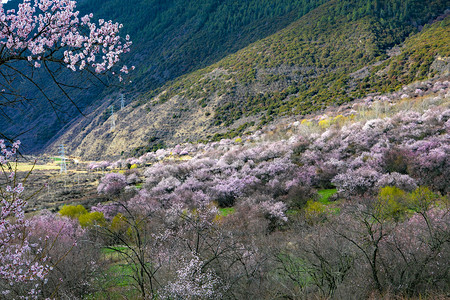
0, 0, 328, 152
78, 0, 330, 90
48, 0, 450, 159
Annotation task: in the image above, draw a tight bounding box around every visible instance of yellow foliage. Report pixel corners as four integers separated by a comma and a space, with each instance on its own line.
235, 137, 242, 143
376, 186, 442, 220
318, 119, 330, 129
376, 186, 408, 220
301, 119, 312, 126
130, 164, 138, 169
213, 214, 223, 223
78, 211, 106, 228
111, 213, 128, 233
333, 114, 346, 125
304, 200, 327, 224
59, 205, 87, 219
407, 186, 439, 212
126, 227, 134, 238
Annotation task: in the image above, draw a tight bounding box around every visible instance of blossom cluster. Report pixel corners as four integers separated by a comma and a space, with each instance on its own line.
97, 172, 127, 195
162, 255, 223, 299
82, 82, 449, 298
0, 0, 132, 80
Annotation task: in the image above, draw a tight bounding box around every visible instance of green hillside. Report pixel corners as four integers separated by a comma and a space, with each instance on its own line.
78, 0, 330, 91
140, 0, 449, 133
365, 18, 450, 93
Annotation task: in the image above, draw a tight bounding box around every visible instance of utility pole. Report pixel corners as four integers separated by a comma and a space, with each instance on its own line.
59, 144, 67, 174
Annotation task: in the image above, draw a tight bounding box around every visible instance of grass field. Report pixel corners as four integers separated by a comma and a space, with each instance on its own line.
14, 162, 60, 172
219, 207, 235, 216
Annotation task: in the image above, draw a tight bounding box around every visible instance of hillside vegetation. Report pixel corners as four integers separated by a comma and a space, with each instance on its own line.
147, 0, 450, 127
50, 0, 450, 158
78, 0, 329, 90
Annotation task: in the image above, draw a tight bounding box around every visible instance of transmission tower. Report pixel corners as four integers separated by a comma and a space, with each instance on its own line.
59, 144, 67, 174
110, 105, 116, 131
120, 93, 125, 109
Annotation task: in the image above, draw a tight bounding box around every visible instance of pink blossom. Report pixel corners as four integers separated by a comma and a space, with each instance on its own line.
162, 254, 224, 299
260, 200, 288, 223
0, 0, 132, 81
97, 172, 127, 195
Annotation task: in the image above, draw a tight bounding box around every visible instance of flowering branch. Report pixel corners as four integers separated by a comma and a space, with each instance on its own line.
0, 0, 133, 112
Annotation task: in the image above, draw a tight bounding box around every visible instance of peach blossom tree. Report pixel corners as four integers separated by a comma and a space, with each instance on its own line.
0, 0, 132, 106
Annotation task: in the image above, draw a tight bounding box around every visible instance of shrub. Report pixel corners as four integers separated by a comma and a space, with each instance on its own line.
152, 176, 182, 194
0, 140, 50, 297
283, 185, 318, 209
260, 200, 288, 231
332, 114, 346, 126
379, 207, 450, 296
376, 172, 417, 192
304, 201, 328, 224
375, 186, 408, 221
332, 167, 380, 197
78, 211, 106, 228
162, 255, 224, 300
300, 119, 310, 125
315, 159, 346, 188
28, 213, 103, 298
126, 173, 142, 185
319, 119, 331, 129
110, 213, 128, 234
209, 175, 256, 207
382, 147, 411, 174
291, 139, 310, 159
406, 186, 440, 213
91, 202, 125, 221
407, 139, 450, 194
59, 204, 88, 219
